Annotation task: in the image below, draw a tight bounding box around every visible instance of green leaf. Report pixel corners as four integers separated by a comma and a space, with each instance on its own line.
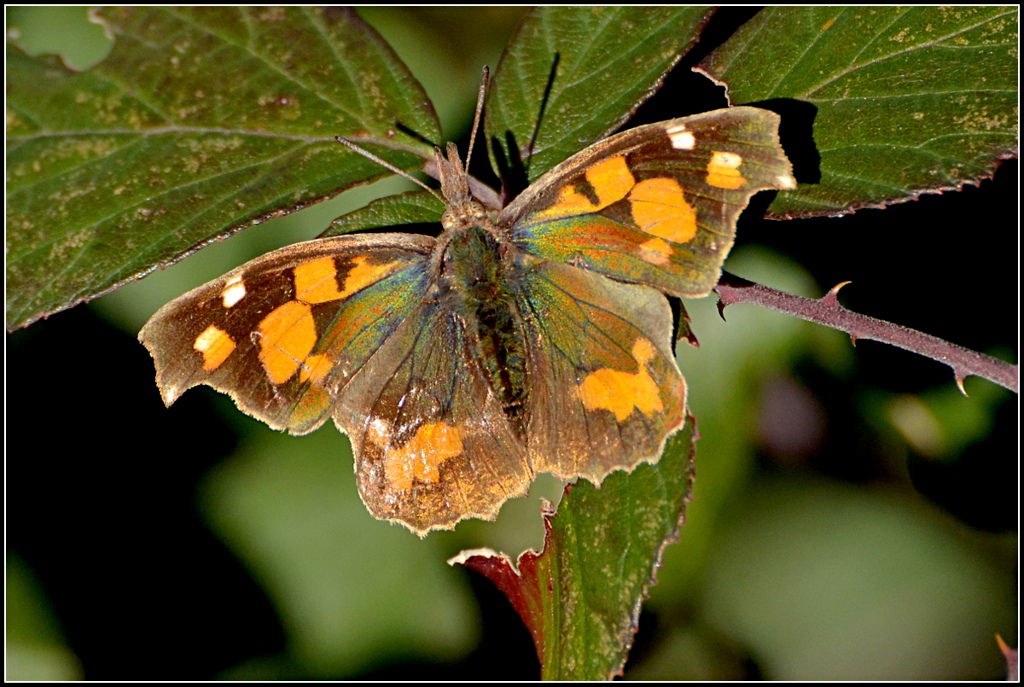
453, 417, 697, 680
485, 6, 714, 185
6, 7, 440, 330
699, 6, 1019, 217
322, 190, 443, 237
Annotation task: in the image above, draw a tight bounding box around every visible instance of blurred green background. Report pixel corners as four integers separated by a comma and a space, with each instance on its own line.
6, 7, 1017, 680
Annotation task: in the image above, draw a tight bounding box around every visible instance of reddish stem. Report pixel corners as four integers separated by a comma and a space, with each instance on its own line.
714, 271, 1018, 394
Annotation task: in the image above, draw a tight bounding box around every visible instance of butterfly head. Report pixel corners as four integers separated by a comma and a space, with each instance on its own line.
437, 141, 493, 238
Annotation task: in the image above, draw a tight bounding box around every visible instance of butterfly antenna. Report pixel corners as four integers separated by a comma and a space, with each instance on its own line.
334, 135, 444, 203
464, 66, 489, 173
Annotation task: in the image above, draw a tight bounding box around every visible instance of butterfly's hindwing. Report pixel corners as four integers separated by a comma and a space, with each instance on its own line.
338, 289, 532, 533
512, 254, 685, 479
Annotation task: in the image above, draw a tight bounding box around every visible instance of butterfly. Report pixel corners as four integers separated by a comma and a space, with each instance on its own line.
140, 86, 795, 536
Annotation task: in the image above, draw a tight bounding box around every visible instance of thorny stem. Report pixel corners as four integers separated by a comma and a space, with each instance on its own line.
714, 271, 1018, 395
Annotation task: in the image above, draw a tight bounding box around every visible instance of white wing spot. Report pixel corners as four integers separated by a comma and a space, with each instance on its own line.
668, 126, 696, 150
222, 276, 246, 308
711, 151, 743, 169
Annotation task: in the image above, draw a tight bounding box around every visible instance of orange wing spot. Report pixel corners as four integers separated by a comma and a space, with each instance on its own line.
193, 325, 236, 371
629, 177, 698, 243
707, 151, 747, 190
294, 256, 401, 305
631, 337, 657, 365
383, 422, 464, 491
639, 237, 673, 266
257, 300, 317, 385
339, 256, 401, 299
221, 276, 246, 308
585, 155, 635, 205
294, 257, 344, 304
299, 353, 332, 385
578, 337, 663, 422
543, 155, 636, 219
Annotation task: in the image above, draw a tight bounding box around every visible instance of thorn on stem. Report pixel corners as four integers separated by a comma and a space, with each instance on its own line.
715, 298, 728, 322
954, 373, 968, 396
995, 633, 1018, 681
822, 281, 851, 307
996, 633, 1014, 656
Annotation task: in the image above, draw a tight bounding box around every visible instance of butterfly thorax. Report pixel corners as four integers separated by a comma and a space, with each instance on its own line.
439, 222, 529, 435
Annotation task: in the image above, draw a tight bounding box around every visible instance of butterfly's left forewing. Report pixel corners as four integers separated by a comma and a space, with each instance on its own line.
140, 234, 435, 434
505, 106, 796, 299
